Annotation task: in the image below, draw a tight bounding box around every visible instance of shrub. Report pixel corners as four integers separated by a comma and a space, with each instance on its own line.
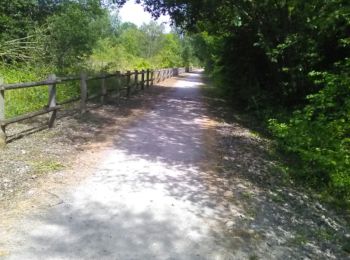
269, 59, 350, 202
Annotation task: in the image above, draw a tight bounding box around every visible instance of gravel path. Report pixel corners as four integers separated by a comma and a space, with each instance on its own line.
1, 72, 239, 259
1, 71, 349, 259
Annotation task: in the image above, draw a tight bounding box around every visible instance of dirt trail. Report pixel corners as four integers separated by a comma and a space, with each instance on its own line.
1, 72, 235, 259
0, 71, 348, 259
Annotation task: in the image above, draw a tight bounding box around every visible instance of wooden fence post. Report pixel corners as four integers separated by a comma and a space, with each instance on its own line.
141, 70, 145, 90
151, 70, 154, 86
115, 71, 121, 100
100, 74, 107, 104
0, 77, 6, 148
47, 74, 57, 128
126, 70, 131, 98
134, 70, 138, 90
146, 69, 150, 88
80, 72, 87, 114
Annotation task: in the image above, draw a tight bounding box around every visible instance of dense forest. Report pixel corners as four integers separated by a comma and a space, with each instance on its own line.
1, 0, 349, 207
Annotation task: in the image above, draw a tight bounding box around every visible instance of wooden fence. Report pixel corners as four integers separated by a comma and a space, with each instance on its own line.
0, 67, 187, 147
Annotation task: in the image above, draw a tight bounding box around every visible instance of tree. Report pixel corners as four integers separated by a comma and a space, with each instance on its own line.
43, 1, 107, 71
140, 22, 165, 58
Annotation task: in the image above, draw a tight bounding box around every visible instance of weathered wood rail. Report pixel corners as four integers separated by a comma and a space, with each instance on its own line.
0, 67, 187, 147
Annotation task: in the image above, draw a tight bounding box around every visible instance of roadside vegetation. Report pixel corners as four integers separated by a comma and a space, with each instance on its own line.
0, 0, 198, 117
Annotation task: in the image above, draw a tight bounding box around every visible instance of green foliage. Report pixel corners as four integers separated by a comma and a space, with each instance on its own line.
90, 21, 190, 71
269, 59, 350, 201
43, 1, 108, 72
0, 0, 38, 41
0, 63, 53, 117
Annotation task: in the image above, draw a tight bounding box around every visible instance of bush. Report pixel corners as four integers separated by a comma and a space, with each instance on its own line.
269, 59, 350, 202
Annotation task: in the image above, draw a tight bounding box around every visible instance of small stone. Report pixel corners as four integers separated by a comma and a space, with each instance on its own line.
26, 189, 35, 196
224, 190, 234, 198
225, 221, 234, 229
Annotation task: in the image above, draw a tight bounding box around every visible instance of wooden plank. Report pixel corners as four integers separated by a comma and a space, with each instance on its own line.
88, 74, 114, 81
59, 75, 80, 82
80, 72, 88, 114
1, 107, 61, 126
0, 77, 6, 147
0, 79, 61, 90
47, 74, 57, 128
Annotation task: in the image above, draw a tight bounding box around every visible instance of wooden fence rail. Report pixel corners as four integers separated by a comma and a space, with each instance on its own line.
0, 67, 186, 147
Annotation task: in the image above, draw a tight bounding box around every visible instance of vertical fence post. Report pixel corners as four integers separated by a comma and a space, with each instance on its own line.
146, 69, 150, 88
80, 72, 88, 114
134, 70, 138, 90
47, 74, 57, 128
141, 70, 145, 90
151, 70, 154, 86
115, 71, 121, 100
0, 77, 6, 147
100, 73, 107, 105
126, 70, 131, 98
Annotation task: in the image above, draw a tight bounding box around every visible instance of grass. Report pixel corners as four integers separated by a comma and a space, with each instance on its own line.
0, 64, 127, 119
31, 160, 65, 174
